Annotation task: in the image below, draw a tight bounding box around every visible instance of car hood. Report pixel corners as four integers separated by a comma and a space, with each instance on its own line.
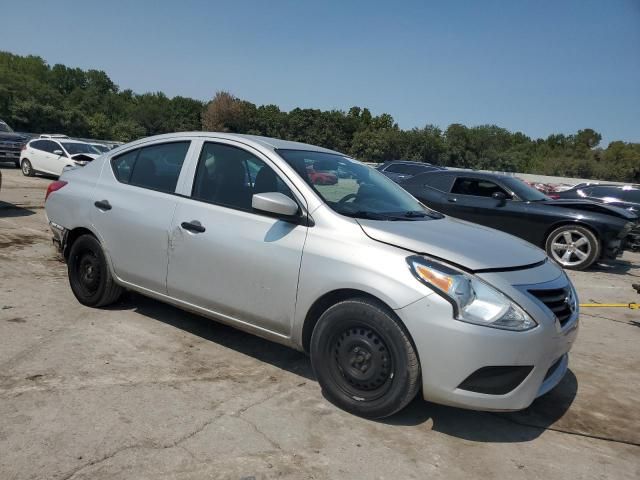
357, 217, 547, 271
0, 131, 27, 142
541, 199, 637, 220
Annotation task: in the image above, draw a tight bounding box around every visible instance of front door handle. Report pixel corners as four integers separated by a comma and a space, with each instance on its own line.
448, 198, 457, 203
94, 200, 112, 211
181, 221, 206, 233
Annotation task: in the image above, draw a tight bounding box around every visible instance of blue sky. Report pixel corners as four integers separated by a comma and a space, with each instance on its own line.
1, 0, 638, 144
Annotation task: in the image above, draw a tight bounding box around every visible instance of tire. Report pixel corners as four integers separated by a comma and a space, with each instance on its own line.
21, 159, 35, 177
67, 234, 122, 307
310, 297, 421, 418
545, 225, 599, 270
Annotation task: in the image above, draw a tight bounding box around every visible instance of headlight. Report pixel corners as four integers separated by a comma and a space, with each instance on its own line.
407, 256, 537, 331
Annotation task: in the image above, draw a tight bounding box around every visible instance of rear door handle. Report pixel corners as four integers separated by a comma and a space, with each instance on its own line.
94, 200, 112, 211
181, 221, 206, 233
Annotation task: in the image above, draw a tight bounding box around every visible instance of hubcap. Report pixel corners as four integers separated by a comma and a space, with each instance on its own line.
329, 326, 394, 399
22, 162, 30, 174
76, 251, 101, 295
550, 230, 591, 266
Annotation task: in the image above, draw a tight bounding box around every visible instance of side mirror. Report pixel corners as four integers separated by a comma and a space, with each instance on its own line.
492, 191, 507, 204
53, 149, 64, 156
252, 192, 299, 219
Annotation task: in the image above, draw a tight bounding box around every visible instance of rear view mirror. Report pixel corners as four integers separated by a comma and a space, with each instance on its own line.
252, 192, 299, 218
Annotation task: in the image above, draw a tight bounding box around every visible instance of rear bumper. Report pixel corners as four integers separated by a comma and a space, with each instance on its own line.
49, 221, 67, 255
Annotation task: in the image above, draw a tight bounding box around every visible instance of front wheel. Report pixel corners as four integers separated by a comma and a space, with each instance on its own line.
68, 234, 122, 307
545, 225, 599, 270
310, 297, 421, 418
21, 159, 35, 177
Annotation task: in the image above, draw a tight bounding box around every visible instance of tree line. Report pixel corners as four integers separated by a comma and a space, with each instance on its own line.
1, 50, 639, 181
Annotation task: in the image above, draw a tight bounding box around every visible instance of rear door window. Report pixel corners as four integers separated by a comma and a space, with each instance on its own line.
111, 142, 190, 193
30, 140, 46, 151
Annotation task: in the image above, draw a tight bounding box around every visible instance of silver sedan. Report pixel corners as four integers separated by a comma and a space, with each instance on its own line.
44, 133, 578, 418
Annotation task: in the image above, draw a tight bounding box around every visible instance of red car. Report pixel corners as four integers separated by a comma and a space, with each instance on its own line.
306, 166, 338, 185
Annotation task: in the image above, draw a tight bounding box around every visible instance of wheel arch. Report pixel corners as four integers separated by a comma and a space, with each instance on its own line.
300, 288, 406, 354
543, 220, 601, 247
63, 227, 97, 260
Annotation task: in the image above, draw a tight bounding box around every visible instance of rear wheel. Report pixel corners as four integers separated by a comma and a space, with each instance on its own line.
68, 234, 122, 307
310, 297, 421, 418
21, 159, 35, 177
545, 225, 599, 270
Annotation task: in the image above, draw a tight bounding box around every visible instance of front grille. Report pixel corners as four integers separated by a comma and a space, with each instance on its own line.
528, 287, 574, 327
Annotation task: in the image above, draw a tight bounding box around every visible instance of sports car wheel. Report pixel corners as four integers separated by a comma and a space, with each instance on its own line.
545, 225, 599, 270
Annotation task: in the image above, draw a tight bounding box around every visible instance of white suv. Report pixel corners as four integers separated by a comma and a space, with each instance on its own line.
20, 138, 100, 177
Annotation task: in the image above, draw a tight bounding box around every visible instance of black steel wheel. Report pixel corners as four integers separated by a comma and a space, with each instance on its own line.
310, 297, 420, 418
68, 234, 122, 307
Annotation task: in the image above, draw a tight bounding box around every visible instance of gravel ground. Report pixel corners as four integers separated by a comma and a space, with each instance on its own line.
1, 165, 639, 480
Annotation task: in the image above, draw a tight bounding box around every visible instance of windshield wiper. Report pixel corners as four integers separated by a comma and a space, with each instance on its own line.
402, 210, 428, 218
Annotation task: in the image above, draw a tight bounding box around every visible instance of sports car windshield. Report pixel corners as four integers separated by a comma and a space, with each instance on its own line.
278, 149, 439, 220
62, 142, 99, 155
503, 177, 550, 202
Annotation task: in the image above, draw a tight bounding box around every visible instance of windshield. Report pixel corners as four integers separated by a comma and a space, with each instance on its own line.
278, 149, 438, 220
92, 144, 109, 153
62, 142, 99, 155
502, 177, 550, 201
0, 122, 14, 133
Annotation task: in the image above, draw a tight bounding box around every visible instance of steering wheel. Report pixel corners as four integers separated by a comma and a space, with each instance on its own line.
338, 193, 357, 204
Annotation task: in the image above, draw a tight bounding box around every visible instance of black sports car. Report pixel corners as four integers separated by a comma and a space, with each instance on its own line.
400, 171, 637, 270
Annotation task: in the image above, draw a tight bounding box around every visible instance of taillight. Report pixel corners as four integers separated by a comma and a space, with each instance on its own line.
45, 180, 67, 201
21, 144, 27, 150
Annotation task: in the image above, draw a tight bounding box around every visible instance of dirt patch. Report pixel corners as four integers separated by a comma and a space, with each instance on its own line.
0, 232, 41, 249
6, 317, 26, 323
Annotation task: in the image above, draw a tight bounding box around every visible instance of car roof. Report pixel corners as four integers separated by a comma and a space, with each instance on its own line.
115, 132, 345, 156
415, 169, 503, 179
32, 138, 87, 145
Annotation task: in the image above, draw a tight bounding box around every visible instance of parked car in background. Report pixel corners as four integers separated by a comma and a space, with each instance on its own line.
0, 119, 29, 167
45, 132, 578, 418
20, 138, 100, 177
555, 183, 640, 213
377, 160, 445, 183
90, 143, 110, 154
306, 165, 338, 185
555, 183, 640, 251
401, 171, 636, 270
